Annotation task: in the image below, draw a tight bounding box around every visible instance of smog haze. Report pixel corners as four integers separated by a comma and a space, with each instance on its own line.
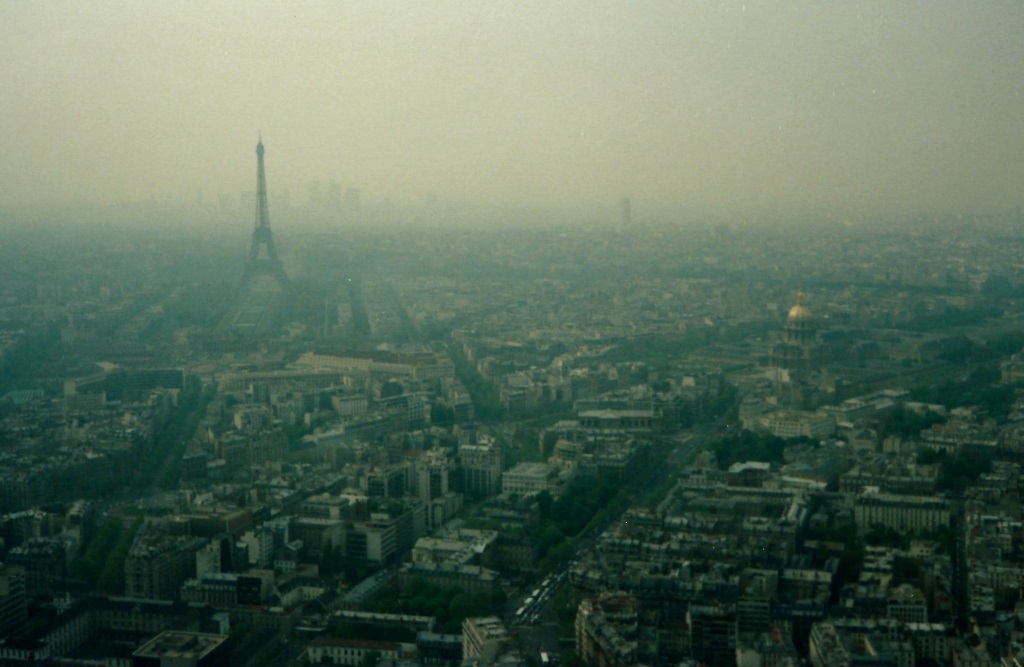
2, 1, 1023, 219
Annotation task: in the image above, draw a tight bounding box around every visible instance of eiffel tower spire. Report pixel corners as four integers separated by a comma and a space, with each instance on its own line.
241, 137, 289, 289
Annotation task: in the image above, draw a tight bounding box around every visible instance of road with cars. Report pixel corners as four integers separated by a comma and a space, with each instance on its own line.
503, 425, 717, 663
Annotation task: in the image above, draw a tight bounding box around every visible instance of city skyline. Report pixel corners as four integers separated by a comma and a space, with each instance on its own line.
2, 2, 1023, 219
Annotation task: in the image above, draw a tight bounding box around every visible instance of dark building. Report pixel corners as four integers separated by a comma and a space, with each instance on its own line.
7, 538, 68, 598
417, 630, 463, 666
689, 603, 737, 667
67, 368, 185, 402
124, 532, 205, 600
366, 466, 407, 499
132, 631, 229, 667
0, 564, 28, 639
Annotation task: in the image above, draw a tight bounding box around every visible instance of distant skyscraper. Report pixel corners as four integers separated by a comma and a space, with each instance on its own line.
241, 138, 289, 289
308, 180, 323, 211
344, 188, 361, 211
326, 180, 342, 212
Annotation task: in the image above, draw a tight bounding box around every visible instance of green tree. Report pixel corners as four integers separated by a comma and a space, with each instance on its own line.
937, 447, 993, 493
882, 407, 945, 438
74, 516, 124, 585
537, 524, 565, 558
448, 593, 471, 620
97, 517, 142, 594
865, 523, 905, 549
541, 431, 558, 457
448, 345, 504, 421
431, 402, 455, 427
536, 490, 553, 520
709, 429, 787, 469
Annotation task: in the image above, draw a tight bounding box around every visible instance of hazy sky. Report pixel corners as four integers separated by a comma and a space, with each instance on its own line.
2, 1, 1022, 217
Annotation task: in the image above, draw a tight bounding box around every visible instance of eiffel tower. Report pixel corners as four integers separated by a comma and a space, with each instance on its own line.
241, 137, 289, 289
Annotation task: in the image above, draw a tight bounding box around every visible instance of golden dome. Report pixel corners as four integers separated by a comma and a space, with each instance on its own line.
787, 292, 813, 322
